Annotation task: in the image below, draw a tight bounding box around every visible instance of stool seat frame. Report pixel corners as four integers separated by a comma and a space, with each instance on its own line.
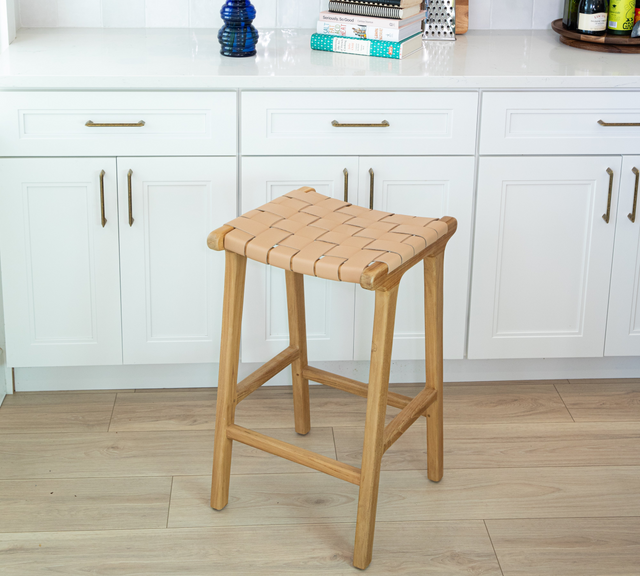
207, 215, 457, 570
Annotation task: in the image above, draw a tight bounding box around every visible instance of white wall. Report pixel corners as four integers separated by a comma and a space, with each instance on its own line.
16, 0, 564, 30
0, 263, 8, 401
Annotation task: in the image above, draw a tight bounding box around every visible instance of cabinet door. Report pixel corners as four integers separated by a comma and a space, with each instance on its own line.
0, 158, 122, 366
605, 156, 640, 356
241, 157, 358, 363
469, 156, 621, 359
354, 157, 475, 361
118, 157, 236, 364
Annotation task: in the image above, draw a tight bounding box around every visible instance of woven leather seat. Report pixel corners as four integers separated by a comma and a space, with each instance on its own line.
214, 186, 453, 284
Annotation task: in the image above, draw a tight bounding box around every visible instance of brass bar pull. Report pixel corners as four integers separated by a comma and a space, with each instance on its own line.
598, 120, 640, 127
343, 168, 348, 203
369, 168, 374, 210
332, 120, 389, 128
127, 169, 135, 227
99, 170, 107, 228
603, 167, 614, 224
628, 167, 639, 223
86, 120, 146, 128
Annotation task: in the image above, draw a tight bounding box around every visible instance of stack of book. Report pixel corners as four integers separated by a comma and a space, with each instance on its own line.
310, 0, 426, 60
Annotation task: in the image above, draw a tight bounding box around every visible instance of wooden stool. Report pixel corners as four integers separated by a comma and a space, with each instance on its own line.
207, 187, 457, 569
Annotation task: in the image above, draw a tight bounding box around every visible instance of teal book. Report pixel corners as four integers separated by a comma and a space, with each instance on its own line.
310, 32, 423, 60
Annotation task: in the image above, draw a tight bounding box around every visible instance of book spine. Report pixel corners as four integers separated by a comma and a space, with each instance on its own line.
328, 2, 403, 18
310, 33, 402, 59
335, 0, 402, 5
317, 21, 402, 41
318, 11, 404, 28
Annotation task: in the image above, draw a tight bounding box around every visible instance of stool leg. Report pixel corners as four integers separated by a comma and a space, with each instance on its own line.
211, 251, 247, 510
424, 250, 445, 482
354, 284, 399, 570
285, 270, 311, 435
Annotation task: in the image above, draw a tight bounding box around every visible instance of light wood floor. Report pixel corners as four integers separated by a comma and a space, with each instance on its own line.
1, 378, 640, 575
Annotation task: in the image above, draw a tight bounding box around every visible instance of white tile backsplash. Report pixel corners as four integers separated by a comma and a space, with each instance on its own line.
58, 0, 102, 26
20, 0, 58, 27
18, 0, 563, 30
189, 0, 220, 28
103, 0, 145, 27
146, 0, 189, 27
532, 0, 563, 29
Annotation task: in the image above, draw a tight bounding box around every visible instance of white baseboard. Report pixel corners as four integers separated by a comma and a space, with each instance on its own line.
13, 356, 640, 392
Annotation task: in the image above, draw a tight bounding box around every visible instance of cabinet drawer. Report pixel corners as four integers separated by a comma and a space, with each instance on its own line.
0, 91, 236, 156
242, 91, 478, 156
481, 92, 640, 155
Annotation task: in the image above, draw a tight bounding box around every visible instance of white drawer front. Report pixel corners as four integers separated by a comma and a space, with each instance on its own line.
0, 92, 237, 156
481, 92, 640, 155
242, 91, 478, 156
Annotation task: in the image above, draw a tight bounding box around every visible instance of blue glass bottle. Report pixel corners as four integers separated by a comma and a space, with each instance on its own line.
218, 0, 259, 58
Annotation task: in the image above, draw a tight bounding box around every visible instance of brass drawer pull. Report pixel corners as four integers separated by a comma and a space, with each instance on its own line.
343, 168, 349, 203
332, 120, 389, 128
127, 169, 135, 227
369, 168, 374, 210
628, 167, 639, 224
598, 120, 640, 127
86, 120, 146, 128
603, 167, 614, 224
99, 170, 107, 228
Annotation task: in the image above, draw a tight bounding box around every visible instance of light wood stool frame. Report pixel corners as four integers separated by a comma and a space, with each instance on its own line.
208, 216, 456, 570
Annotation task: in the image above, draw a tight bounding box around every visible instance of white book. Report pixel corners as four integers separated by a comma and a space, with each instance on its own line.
318, 9, 426, 29
317, 20, 422, 42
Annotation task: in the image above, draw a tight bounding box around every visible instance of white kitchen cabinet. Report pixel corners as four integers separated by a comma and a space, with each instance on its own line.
240, 156, 359, 363
605, 156, 640, 356
0, 158, 123, 367
353, 156, 475, 361
242, 91, 478, 157
468, 156, 622, 359
118, 157, 236, 364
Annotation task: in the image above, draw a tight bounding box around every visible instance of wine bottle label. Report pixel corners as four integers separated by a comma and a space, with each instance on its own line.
578, 12, 607, 31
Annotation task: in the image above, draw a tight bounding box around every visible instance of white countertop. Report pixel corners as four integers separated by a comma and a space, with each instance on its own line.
0, 27, 638, 90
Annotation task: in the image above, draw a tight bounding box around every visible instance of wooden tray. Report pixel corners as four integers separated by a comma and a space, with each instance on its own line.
551, 18, 640, 53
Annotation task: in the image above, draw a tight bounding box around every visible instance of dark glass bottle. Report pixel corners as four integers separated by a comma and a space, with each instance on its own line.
576, 0, 608, 35
563, 0, 580, 29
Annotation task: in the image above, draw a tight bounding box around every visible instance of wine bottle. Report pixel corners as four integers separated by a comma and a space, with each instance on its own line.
577, 0, 608, 35
563, 0, 580, 29
607, 0, 635, 34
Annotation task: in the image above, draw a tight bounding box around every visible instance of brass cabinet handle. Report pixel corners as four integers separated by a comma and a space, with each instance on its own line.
99, 170, 107, 228
598, 120, 640, 127
127, 169, 135, 227
343, 168, 348, 203
86, 120, 146, 128
369, 168, 374, 210
603, 167, 614, 224
628, 167, 640, 223
332, 120, 389, 128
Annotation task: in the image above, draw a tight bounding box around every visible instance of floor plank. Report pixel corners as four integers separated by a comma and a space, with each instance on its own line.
109, 390, 217, 431
0, 427, 337, 480
438, 384, 573, 424
333, 421, 640, 470
0, 521, 502, 575
108, 382, 573, 432
0, 393, 116, 433
556, 381, 640, 421
0, 477, 172, 533
486, 517, 640, 576
167, 467, 640, 528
